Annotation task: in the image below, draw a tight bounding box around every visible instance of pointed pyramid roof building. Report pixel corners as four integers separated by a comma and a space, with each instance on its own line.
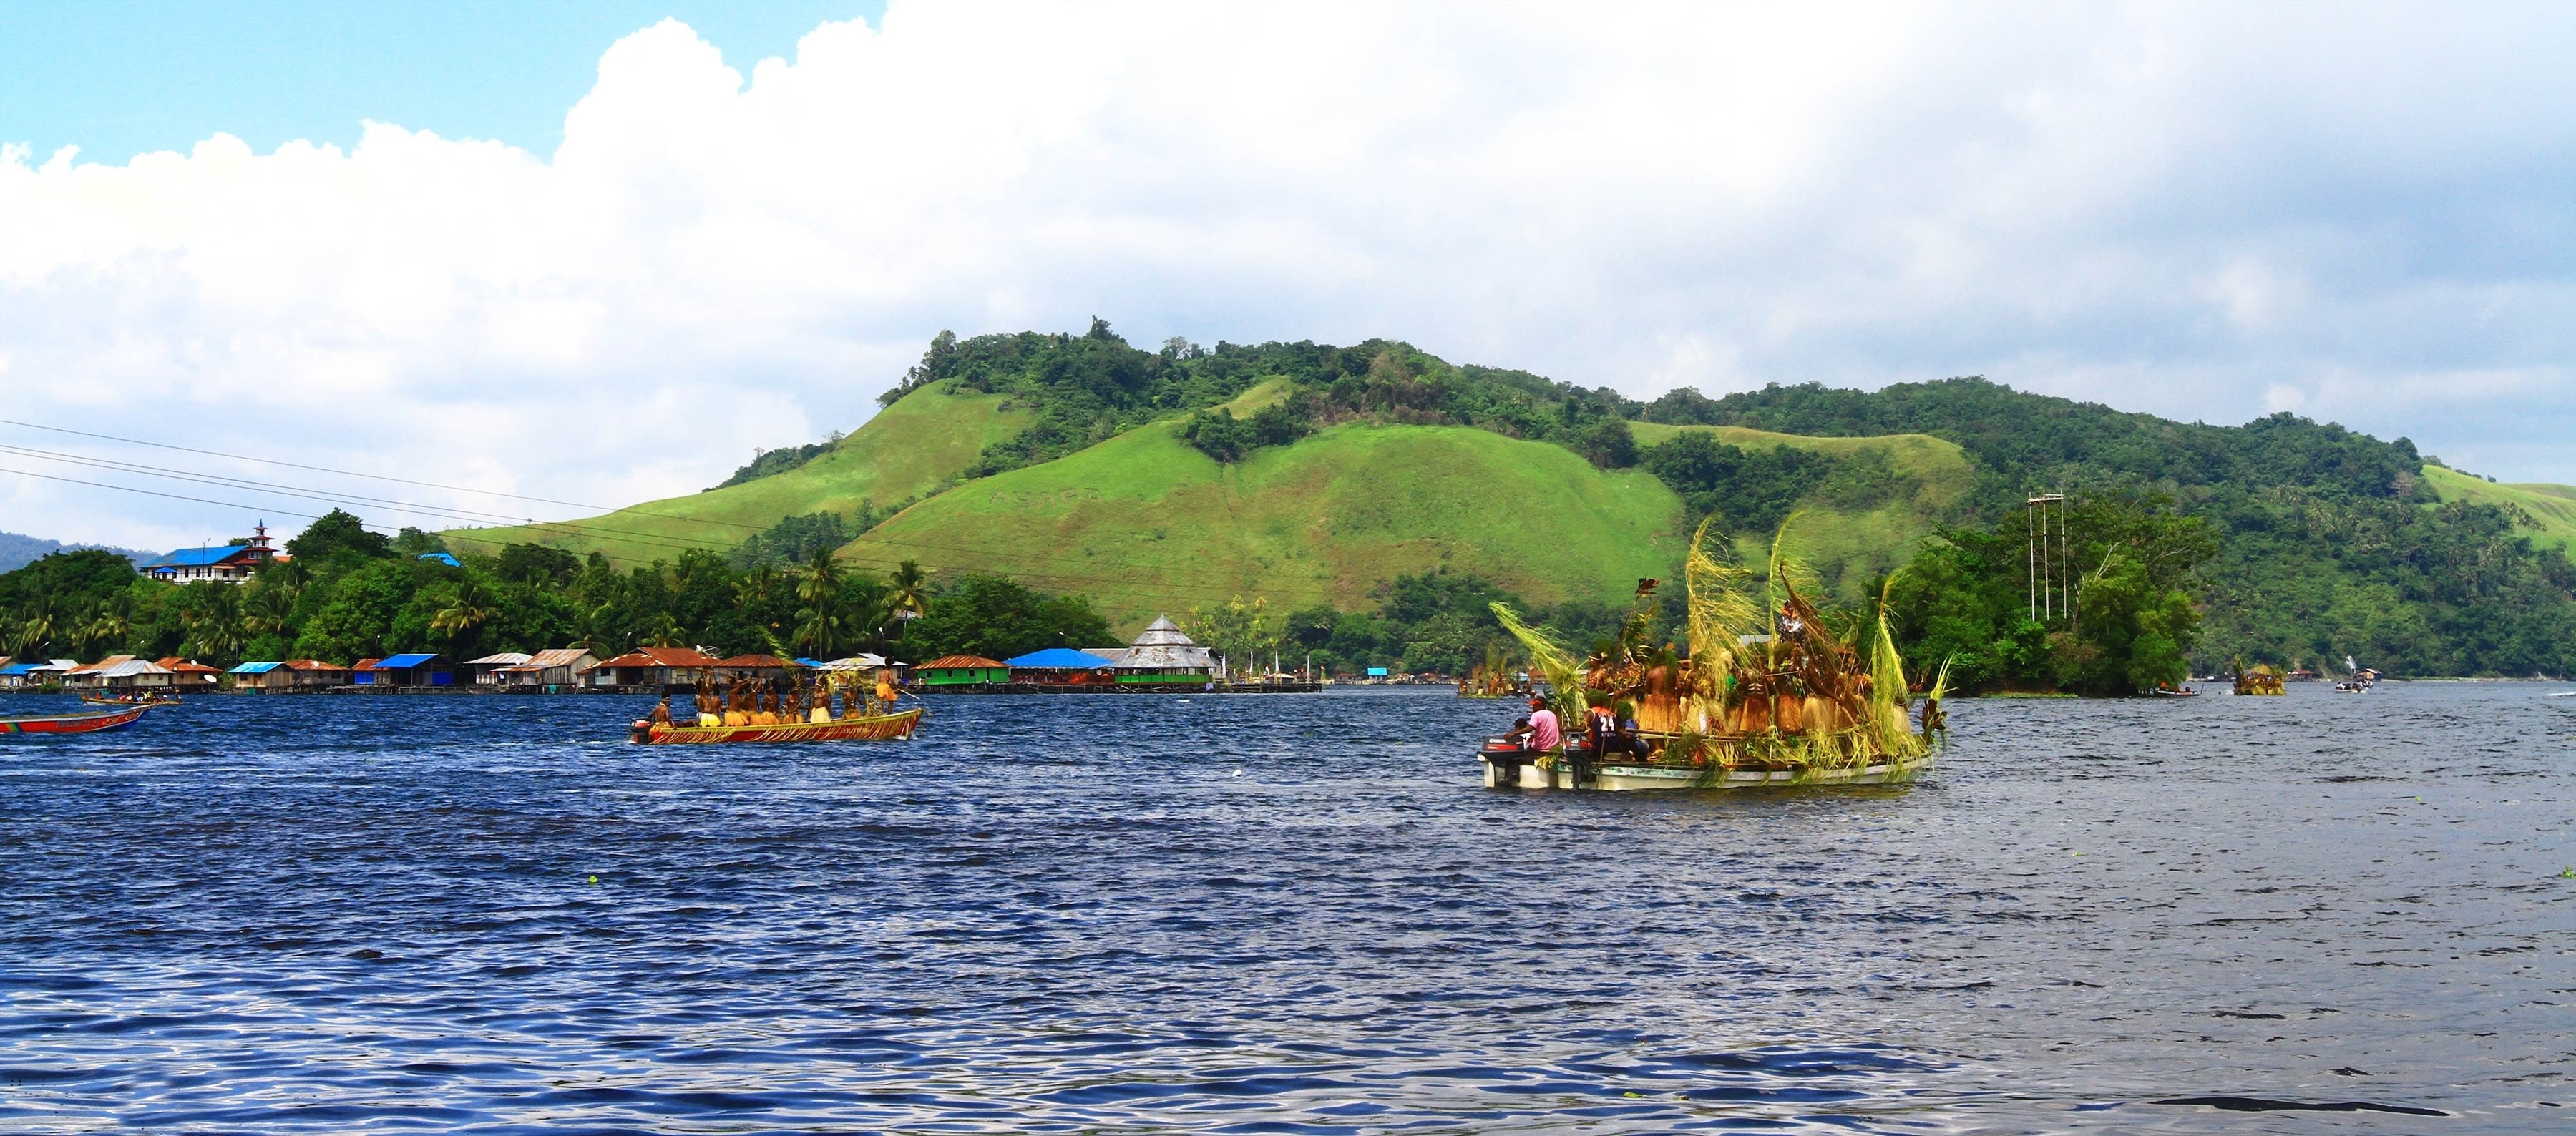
1106, 614, 1216, 671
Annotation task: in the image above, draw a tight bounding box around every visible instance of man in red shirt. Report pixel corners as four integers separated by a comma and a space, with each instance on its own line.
1523, 696, 1561, 752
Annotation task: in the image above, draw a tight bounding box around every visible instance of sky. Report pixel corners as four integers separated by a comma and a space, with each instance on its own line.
3, 1, 2575, 552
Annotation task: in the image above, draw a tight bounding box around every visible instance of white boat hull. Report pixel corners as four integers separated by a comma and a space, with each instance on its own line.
1480, 751, 1926, 791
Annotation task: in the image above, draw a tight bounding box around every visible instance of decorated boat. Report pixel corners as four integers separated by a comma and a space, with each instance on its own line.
1475, 519, 1943, 792
1455, 642, 1527, 698
630, 662, 924, 744
80, 692, 181, 707
633, 707, 922, 745
2232, 660, 2285, 696
1, 706, 148, 735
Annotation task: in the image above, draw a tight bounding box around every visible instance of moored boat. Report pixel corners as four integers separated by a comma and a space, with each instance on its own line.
1, 706, 148, 735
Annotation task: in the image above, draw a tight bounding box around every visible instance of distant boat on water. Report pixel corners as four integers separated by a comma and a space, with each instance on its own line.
0, 706, 147, 735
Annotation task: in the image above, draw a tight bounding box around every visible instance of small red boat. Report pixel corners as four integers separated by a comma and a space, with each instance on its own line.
0, 706, 147, 735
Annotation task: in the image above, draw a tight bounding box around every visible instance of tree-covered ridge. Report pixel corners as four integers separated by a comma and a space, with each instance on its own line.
711, 438, 839, 491
1644, 377, 2424, 504
867, 320, 1646, 479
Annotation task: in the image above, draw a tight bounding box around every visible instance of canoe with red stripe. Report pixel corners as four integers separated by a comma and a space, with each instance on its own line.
0, 706, 147, 735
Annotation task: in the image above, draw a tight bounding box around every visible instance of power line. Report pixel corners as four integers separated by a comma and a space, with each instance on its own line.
0, 462, 1335, 609
0, 415, 772, 534
0, 431, 1350, 604
0, 423, 1333, 587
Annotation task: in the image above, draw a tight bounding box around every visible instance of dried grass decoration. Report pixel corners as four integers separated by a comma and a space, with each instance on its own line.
1491, 516, 1945, 785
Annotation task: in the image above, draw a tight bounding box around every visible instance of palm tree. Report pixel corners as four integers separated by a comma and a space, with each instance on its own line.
13, 597, 60, 657
735, 564, 784, 610
180, 584, 247, 665
431, 578, 499, 652
635, 610, 684, 648
76, 593, 132, 657
572, 599, 617, 656
67, 602, 107, 657
245, 581, 297, 641
887, 560, 930, 623
260, 557, 311, 594
794, 547, 847, 659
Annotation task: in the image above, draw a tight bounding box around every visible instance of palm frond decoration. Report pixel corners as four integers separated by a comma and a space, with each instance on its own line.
1491, 602, 1583, 725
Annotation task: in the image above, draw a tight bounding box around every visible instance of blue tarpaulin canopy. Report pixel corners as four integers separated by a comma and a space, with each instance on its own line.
1003, 648, 1116, 669
376, 653, 441, 668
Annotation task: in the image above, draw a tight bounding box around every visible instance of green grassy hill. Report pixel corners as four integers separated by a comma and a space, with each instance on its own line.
447, 382, 1028, 561
440, 375, 1977, 632
1628, 423, 1977, 597
2424, 465, 2576, 557
837, 418, 1687, 632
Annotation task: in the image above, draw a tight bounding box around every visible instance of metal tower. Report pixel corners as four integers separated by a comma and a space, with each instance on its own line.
2026, 493, 2071, 628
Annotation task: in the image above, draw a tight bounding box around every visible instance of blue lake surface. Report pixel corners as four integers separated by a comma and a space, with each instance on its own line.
1, 684, 2571, 1132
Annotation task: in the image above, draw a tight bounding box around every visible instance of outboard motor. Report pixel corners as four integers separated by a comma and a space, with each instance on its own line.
630, 719, 653, 744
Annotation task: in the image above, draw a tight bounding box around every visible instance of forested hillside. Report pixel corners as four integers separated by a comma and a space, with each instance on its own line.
11, 323, 2564, 687
1650, 378, 2576, 681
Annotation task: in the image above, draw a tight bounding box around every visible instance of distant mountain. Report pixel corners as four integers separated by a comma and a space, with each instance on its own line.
0, 532, 155, 574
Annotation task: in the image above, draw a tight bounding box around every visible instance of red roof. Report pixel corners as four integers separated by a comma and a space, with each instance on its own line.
353, 657, 383, 672
284, 659, 347, 671
589, 646, 721, 669
919, 655, 1007, 670
714, 654, 792, 667
156, 657, 223, 673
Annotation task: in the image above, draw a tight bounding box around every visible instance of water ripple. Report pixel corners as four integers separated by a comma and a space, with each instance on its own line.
2, 683, 2570, 1131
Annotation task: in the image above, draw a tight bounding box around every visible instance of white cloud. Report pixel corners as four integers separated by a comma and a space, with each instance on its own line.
4, 1, 2575, 550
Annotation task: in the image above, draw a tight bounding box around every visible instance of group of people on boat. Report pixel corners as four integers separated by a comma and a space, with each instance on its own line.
80, 691, 182, 707
645, 671, 904, 728
1498, 695, 1655, 762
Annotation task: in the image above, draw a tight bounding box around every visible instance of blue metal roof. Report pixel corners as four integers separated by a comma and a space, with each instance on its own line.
376, 652, 441, 668
229, 662, 284, 674
0, 662, 37, 676
142, 546, 251, 569
1004, 648, 1116, 669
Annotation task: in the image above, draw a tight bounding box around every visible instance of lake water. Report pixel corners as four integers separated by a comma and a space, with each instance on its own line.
2, 684, 2570, 1132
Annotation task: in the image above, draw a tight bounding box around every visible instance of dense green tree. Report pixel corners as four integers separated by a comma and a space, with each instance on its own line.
1887, 492, 2218, 694
901, 574, 1111, 662
284, 509, 393, 564
1641, 433, 1836, 537
495, 542, 580, 587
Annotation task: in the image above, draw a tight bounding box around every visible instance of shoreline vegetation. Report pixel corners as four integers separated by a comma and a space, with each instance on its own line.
9, 323, 2575, 695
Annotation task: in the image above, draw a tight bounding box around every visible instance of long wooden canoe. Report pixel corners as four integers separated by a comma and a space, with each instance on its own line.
633, 707, 922, 745
0, 706, 147, 735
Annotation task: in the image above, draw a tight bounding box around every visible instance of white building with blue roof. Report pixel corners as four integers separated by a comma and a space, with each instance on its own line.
137, 523, 279, 584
